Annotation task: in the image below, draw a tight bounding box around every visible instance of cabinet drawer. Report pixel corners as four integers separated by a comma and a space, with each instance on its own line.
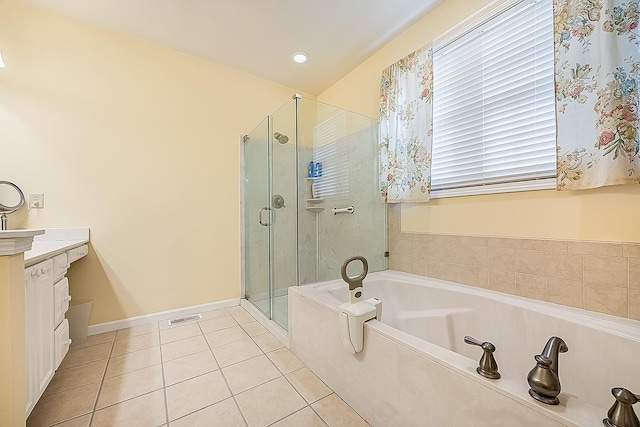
54, 277, 71, 327
52, 253, 69, 283
54, 319, 71, 370
66, 245, 88, 263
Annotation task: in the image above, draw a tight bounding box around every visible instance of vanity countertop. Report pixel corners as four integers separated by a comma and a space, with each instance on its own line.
25, 228, 90, 267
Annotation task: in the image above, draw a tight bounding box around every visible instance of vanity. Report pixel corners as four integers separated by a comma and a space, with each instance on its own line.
23, 228, 89, 417
0, 228, 90, 419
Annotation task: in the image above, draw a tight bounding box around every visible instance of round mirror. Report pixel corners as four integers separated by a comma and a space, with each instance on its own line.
0, 181, 25, 214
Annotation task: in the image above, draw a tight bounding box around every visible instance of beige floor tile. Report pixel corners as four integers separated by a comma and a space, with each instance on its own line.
44, 359, 107, 396
199, 308, 235, 320
164, 350, 219, 386
105, 346, 161, 378
166, 371, 232, 421
230, 311, 256, 325
162, 335, 210, 362
271, 407, 326, 427
115, 322, 159, 340
59, 342, 113, 369
211, 338, 263, 367
159, 323, 202, 344
221, 354, 281, 394
50, 414, 91, 427
235, 377, 306, 427
169, 397, 245, 427
252, 333, 284, 353
226, 306, 249, 316
241, 321, 268, 337
312, 394, 369, 426
205, 325, 250, 348
92, 389, 166, 426
27, 382, 99, 427
96, 364, 164, 409
111, 332, 160, 357
286, 367, 332, 404
70, 331, 116, 350
266, 348, 305, 375
199, 316, 238, 333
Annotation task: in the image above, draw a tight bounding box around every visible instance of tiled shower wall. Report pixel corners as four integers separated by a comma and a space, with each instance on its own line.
387, 205, 640, 320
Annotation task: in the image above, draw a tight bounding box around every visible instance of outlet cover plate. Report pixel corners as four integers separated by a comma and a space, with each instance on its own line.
29, 193, 44, 208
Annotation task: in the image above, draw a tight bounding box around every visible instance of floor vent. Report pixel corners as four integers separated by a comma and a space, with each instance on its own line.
167, 314, 202, 326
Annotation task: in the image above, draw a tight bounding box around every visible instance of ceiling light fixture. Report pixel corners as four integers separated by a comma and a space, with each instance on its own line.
0, 51, 5, 68
291, 51, 309, 64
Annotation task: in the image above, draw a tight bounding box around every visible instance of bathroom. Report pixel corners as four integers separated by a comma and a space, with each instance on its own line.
1, 0, 640, 425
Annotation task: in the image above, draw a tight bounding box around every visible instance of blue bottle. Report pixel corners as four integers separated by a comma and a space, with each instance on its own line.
308, 161, 315, 178
315, 162, 322, 177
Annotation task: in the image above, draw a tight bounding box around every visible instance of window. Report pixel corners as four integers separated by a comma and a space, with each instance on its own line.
431, 0, 556, 197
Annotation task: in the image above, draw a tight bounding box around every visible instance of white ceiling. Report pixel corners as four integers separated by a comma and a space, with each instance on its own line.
22, 0, 445, 95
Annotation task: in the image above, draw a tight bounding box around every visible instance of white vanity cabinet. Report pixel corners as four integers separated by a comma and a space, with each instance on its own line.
24, 244, 87, 417
24, 259, 55, 416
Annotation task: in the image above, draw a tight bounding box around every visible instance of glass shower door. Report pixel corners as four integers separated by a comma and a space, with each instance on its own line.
243, 103, 298, 329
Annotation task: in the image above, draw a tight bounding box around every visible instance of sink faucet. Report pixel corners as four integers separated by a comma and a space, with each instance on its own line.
527, 336, 569, 405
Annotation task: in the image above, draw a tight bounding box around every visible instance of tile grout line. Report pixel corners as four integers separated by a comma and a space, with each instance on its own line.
198, 308, 250, 427
157, 321, 171, 427
87, 332, 117, 426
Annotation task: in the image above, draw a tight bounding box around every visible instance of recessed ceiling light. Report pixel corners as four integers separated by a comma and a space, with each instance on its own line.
291, 51, 309, 64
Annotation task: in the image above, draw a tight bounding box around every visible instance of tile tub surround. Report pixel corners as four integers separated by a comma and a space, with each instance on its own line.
26, 306, 369, 427
388, 206, 640, 320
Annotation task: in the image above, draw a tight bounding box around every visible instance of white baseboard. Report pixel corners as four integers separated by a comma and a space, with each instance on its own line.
87, 298, 241, 335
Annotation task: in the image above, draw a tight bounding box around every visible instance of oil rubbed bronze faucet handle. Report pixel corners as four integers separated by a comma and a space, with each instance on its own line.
603, 387, 640, 427
464, 336, 500, 379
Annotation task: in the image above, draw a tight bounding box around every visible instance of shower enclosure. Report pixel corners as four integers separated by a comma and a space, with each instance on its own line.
242, 95, 387, 330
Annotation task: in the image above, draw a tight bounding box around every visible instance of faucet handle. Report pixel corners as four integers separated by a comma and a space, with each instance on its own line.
603, 387, 640, 427
464, 336, 500, 379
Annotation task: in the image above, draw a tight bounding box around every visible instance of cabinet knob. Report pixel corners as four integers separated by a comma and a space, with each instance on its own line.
64, 296, 72, 302
64, 339, 72, 346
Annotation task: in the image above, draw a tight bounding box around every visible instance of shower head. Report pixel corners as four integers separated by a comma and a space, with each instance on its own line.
274, 132, 289, 144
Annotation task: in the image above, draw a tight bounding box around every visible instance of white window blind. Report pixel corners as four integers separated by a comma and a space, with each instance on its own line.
431, 0, 556, 196
313, 111, 349, 198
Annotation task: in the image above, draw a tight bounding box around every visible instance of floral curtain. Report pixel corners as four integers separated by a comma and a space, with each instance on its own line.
379, 45, 434, 203
555, 0, 640, 190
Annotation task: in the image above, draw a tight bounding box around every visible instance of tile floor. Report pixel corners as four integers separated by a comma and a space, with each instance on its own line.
27, 306, 370, 427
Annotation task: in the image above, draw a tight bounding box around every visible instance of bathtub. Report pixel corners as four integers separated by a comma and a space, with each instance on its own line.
289, 270, 640, 426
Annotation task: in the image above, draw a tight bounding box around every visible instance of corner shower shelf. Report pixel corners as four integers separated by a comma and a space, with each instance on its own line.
306, 197, 324, 212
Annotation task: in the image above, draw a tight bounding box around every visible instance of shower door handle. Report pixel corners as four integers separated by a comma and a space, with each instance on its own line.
259, 207, 272, 226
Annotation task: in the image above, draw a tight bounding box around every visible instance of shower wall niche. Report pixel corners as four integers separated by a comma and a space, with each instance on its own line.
242, 95, 387, 330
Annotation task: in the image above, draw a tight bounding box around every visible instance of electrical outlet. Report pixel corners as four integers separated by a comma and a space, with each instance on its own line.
29, 193, 44, 209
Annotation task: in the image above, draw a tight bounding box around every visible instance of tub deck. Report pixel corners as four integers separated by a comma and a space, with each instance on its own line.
290, 270, 640, 426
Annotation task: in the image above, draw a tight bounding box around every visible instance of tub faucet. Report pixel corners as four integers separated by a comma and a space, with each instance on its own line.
464, 336, 500, 379
527, 336, 568, 405
603, 387, 640, 427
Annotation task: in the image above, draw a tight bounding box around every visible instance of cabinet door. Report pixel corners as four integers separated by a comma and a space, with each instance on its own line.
54, 319, 71, 369
25, 259, 55, 416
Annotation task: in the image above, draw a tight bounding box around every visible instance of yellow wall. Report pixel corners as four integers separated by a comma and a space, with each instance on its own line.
319, 0, 640, 243
0, 0, 307, 324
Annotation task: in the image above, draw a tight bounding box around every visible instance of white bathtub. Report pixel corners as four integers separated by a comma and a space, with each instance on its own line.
289, 270, 640, 426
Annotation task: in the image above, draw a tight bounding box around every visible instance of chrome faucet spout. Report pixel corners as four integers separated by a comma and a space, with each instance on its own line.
540, 336, 568, 378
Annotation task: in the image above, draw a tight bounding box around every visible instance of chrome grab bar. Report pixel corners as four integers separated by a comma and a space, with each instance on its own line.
332, 206, 354, 215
